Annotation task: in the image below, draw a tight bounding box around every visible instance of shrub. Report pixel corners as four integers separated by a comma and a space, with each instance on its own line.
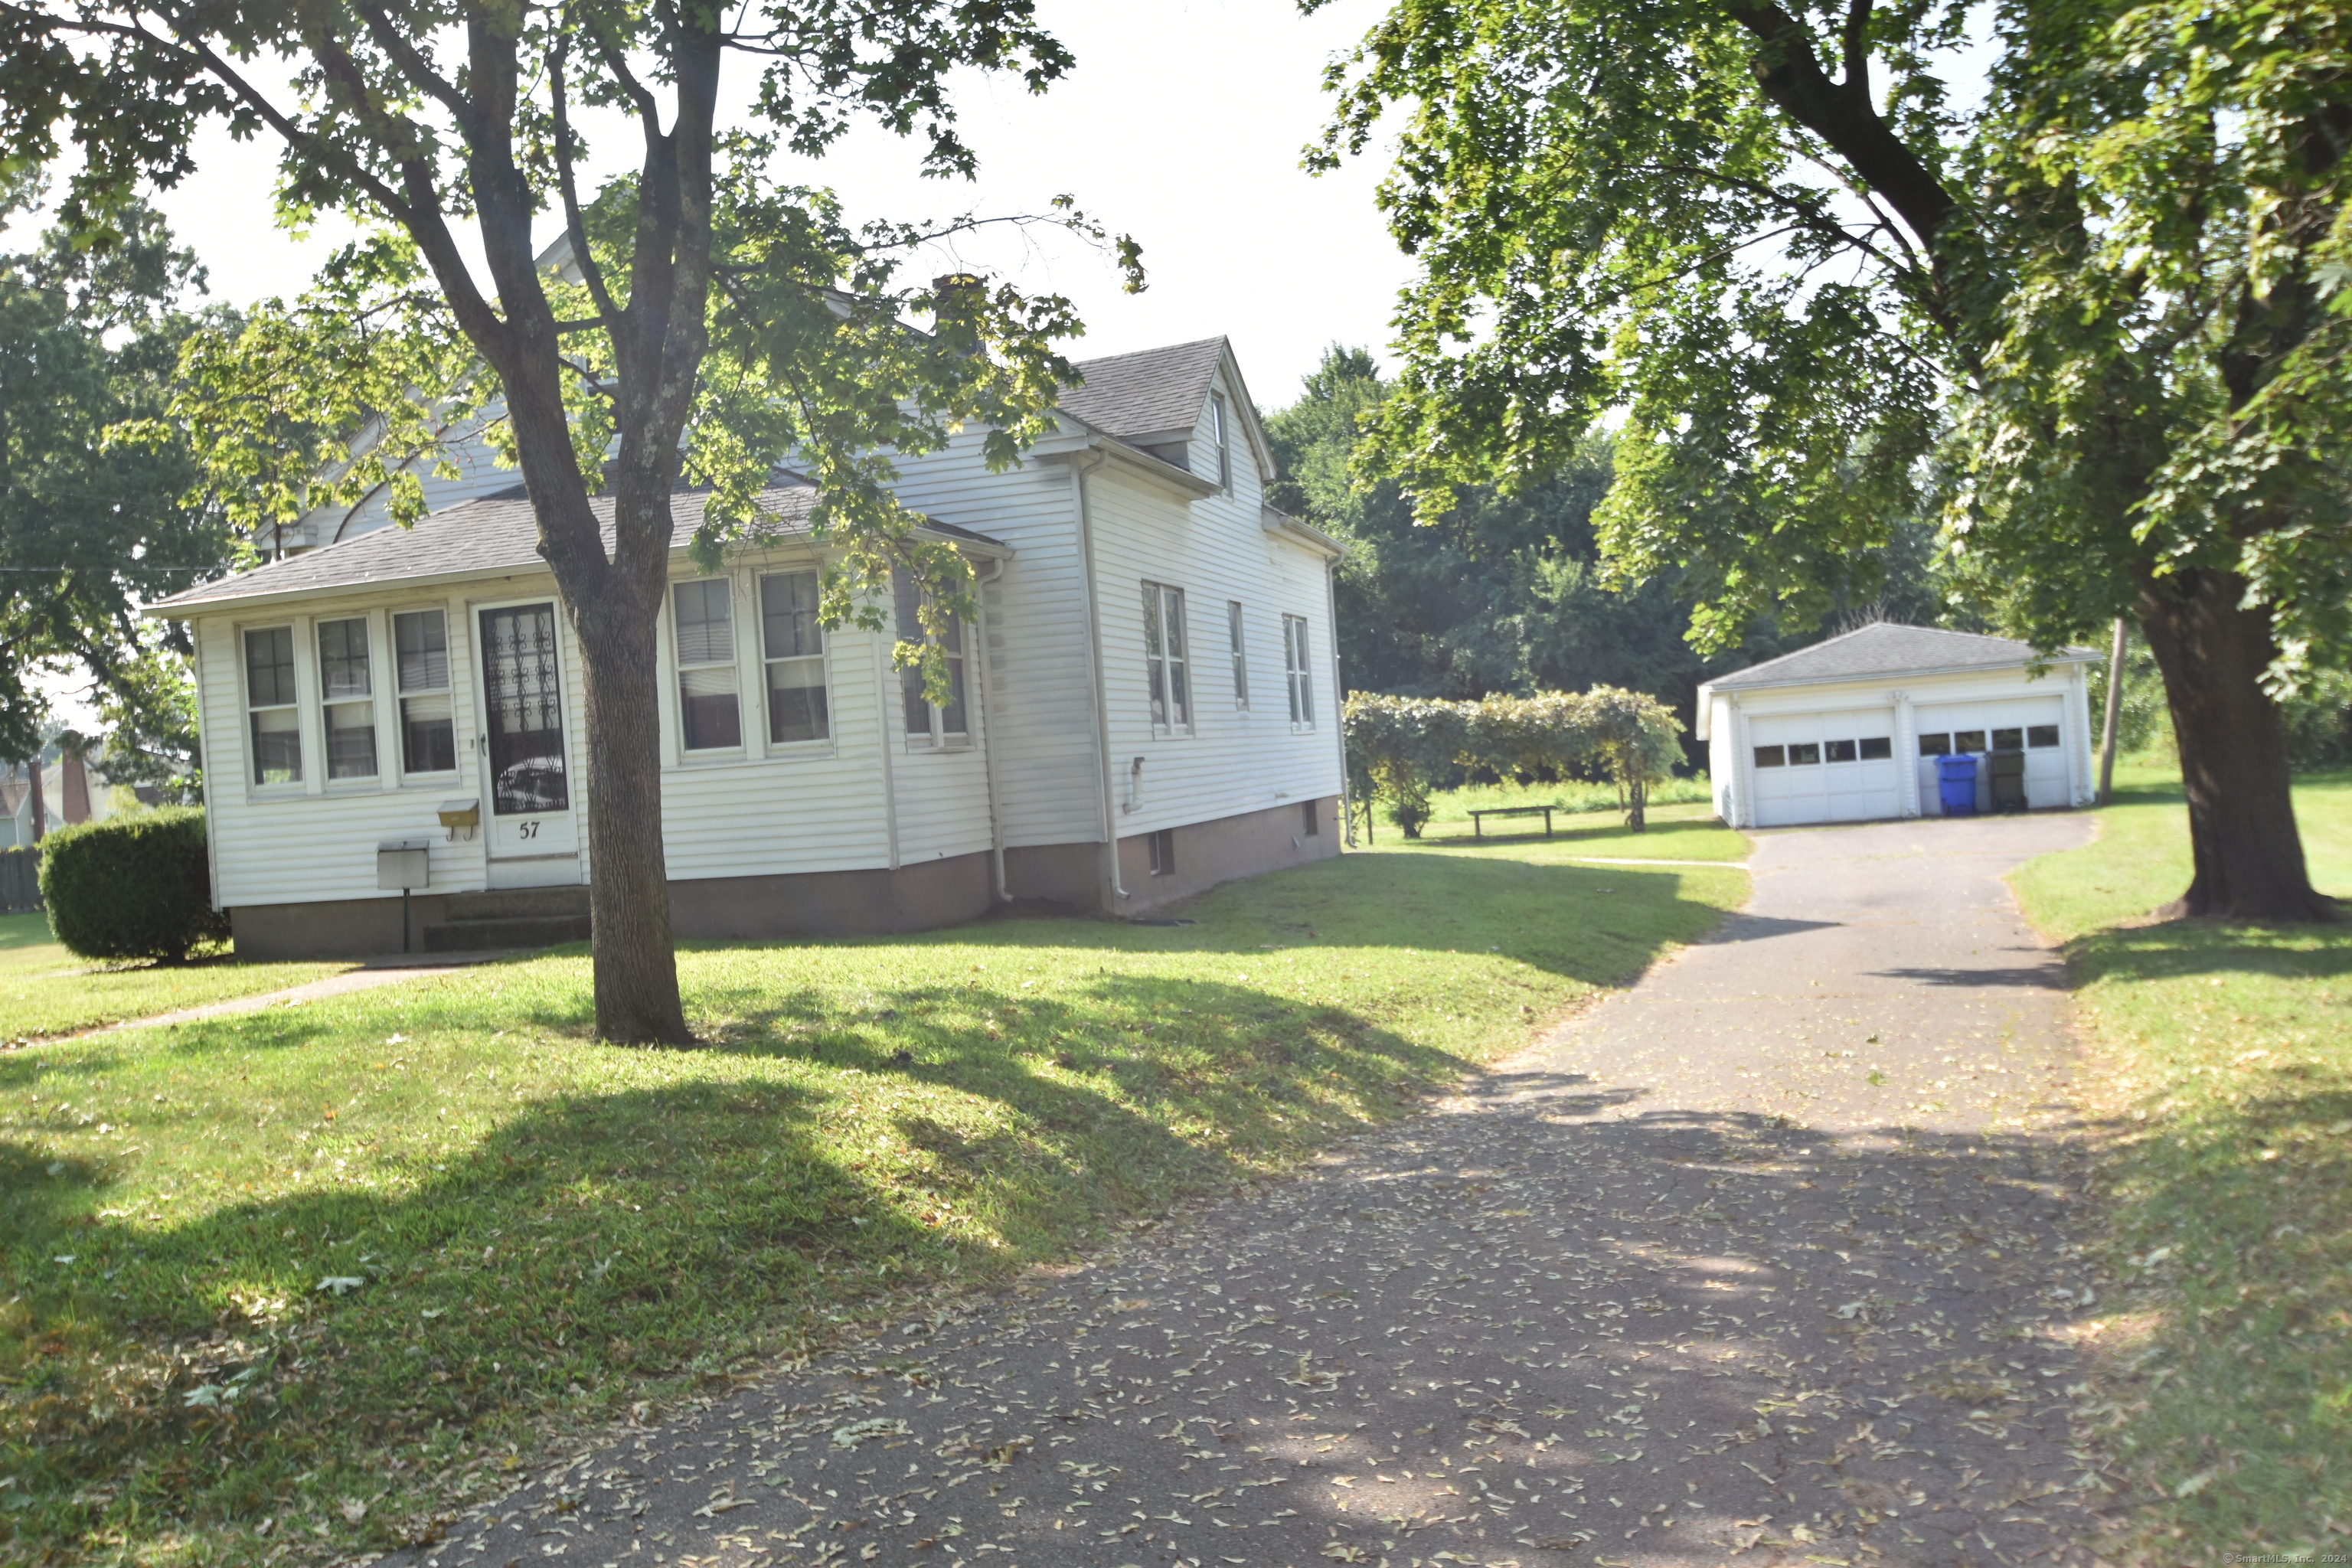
38, 806, 227, 962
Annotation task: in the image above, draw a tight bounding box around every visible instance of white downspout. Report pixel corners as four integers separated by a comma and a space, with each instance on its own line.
972, 555, 1011, 903
870, 594, 901, 871
1323, 554, 1355, 847
1068, 446, 1128, 903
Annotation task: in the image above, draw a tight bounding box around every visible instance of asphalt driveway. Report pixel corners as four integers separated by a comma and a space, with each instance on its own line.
387, 813, 2119, 1568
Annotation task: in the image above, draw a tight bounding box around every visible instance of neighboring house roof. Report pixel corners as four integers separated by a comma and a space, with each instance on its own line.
1704, 622, 2102, 694
148, 484, 1008, 617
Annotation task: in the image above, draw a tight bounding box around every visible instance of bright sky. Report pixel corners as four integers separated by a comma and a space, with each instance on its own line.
22, 1, 1408, 729
134, 0, 1407, 409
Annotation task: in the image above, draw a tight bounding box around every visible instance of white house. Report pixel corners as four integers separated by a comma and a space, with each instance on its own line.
149, 337, 1353, 959
1696, 623, 2102, 830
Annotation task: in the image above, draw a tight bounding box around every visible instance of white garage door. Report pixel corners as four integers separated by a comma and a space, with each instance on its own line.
1915, 697, 2069, 813
1748, 708, 1901, 828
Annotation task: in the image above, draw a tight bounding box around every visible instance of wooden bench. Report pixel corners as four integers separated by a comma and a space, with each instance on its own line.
1468, 805, 1555, 838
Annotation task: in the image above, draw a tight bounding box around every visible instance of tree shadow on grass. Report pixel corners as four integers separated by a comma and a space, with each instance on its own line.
0, 967, 1493, 1560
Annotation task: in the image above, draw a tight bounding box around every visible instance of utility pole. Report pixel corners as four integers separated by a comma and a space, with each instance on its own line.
2097, 618, 2128, 806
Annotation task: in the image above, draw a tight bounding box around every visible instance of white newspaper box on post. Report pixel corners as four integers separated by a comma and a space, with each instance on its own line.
377, 838, 432, 954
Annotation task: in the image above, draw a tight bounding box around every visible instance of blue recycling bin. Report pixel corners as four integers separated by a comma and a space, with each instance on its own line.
1936, 753, 1979, 816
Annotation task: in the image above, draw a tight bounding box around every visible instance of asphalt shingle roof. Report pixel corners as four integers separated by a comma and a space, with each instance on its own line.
1057, 337, 1227, 439
151, 485, 1003, 615
1706, 622, 2102, 691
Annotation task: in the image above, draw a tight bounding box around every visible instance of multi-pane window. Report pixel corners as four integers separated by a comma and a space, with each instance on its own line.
316, 618, 377, 779
893, 572, 969, 744
244, 626, 301, 785
394, 609, 457, 773
1227, 600, 1249, 707
1282, 614, 1315, 727
673, 579, 742, 750
1209, 392, 1232, 491
759, 571, 829, 744
1142, 582, 1188, 731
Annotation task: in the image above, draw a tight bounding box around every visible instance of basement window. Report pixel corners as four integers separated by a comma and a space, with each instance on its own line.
1148, 827, 1176, 877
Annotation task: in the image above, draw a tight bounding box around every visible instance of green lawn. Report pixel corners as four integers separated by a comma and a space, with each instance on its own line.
2010, 763, 2352, 1557
1, 833, 1748, 1566
0, 911, 353, 1044
1364, 791, 1750, 859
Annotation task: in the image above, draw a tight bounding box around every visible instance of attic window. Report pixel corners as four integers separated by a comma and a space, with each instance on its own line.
1210, 391, 1232, 491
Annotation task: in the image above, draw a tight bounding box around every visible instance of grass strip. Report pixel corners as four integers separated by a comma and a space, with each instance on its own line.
2010, 764, 2352, 1557
0, 912, 354, 1043
2, 832, 1746, 1566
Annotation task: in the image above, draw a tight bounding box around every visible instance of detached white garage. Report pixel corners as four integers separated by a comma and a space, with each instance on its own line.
1696, 624, 2102, 831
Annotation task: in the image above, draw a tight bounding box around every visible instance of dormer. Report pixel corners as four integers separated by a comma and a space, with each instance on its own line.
1056, 335, 1278, 498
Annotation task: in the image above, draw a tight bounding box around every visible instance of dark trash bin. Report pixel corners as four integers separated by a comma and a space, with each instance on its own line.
1989, 750, 2028, 812
1937, 753, 1979, 816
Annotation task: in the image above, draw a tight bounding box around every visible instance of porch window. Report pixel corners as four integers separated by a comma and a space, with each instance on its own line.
894, 571, 969, 746
1142, 581, 1188, 732
1282, 614, 1315, 727
316, 618, 377, 780
243, 626, 301, 786
393, 609, 458, 774
759, 570, 829, 744
673, 578, 743, 751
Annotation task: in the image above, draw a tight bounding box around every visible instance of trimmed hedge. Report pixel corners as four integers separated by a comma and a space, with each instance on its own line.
38, 806, 228, 962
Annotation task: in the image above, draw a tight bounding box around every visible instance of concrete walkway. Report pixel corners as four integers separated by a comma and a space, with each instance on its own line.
387, 814, 2118, 1568
74, 950, 511, 1039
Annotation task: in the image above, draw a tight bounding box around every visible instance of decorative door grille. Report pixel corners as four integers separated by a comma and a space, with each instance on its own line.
479, 603, 570, 815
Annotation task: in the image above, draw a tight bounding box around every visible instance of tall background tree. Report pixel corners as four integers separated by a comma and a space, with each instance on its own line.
1266, 344, 1954, 727
1308, 0, 2351, 921
2, 0, 1132, 1041
0, 183, 224, 782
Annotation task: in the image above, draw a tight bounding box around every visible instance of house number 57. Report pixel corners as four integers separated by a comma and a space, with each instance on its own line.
518, 821, 540, 840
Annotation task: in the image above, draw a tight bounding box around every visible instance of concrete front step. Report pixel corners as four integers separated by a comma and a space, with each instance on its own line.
421, 913, 592, 952
443, 886, 590, 922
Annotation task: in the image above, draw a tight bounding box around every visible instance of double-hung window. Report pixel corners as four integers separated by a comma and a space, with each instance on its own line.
1227, 600, 1249, 708
316, 618, 377, 779
673, 579, 743, 751
1282, 614, 1315, 727
394, 609, 458, 774
244, 626, 302, 785
894, 572, 969, 746
759, 570, 829, 744
1142, 581, 1189, 733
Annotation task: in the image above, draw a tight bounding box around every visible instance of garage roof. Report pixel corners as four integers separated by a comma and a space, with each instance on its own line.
1707, 622, 2100, 692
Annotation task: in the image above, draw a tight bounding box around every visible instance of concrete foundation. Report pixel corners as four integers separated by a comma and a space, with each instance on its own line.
229, 801, 1342, 957
231, 893, 455, 960
1006, 795, 1343, 915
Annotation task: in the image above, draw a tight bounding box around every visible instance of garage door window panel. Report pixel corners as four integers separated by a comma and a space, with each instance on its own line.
1953, 730, 1987, 753
2027, 724, 2060, 748
1754, 745, 1786, 767
1788, 742, 1821, 765
1991, 727, 2024, 751
1919, 732, 1951, 756
1825, 739, 1857, 763
1860, 737, 1892, 760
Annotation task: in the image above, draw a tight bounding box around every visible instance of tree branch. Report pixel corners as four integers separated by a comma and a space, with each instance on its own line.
550, 21, 623, 328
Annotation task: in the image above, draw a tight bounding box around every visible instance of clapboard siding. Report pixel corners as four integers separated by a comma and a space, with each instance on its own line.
1081, 364, 1341, 837
889, 433, 1104, 849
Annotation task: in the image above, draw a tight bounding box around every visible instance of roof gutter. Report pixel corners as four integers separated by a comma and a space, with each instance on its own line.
142, 523, 1010, 621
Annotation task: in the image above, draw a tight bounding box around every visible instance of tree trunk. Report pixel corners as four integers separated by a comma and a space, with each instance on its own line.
2137, 569, 2337, 923
570, 584, 694, 1044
